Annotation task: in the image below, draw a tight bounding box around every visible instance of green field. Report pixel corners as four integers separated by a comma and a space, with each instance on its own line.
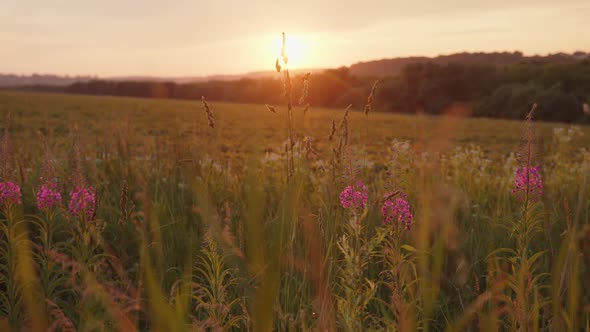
0, 91, 589, 330
3, 91, 590, 158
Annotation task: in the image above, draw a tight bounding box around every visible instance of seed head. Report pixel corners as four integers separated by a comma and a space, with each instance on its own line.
329, 120, 336, 141
299, 72, 311, 106
364, 80, 380, 115
201, 96, 215, 129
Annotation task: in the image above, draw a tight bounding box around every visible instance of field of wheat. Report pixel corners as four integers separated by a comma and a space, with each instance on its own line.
0, 90, 589, 331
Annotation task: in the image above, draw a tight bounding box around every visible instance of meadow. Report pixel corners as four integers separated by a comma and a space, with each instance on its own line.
0, 90, 590, 331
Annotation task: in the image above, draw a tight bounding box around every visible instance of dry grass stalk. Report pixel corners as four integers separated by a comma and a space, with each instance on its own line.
340, 104, 352, 146
340, 104, 351, 127
283, 70, 292, 111
201, 96, 215, 129
285, 70, 294, 179
332, 104, 352, 162
119, 180, 134, 225
303, 136, 316, 159
277, 32, 295, 180
519, 103, 538, 168
299, 72, 311, 106
382, 190, 401, 203
328, 120, 336, 141
364, 80, 380, 115
120, 180, 128, 218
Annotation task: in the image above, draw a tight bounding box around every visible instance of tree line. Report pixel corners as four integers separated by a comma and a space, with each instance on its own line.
16, 59, 590, 123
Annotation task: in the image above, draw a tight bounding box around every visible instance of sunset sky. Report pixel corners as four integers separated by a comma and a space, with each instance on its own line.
1, 0, 589, 77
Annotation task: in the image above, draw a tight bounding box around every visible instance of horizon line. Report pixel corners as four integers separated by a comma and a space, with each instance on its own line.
1, 49, 588, 79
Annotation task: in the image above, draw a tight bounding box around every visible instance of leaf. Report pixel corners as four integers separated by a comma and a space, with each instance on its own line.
401, 245, 417, 252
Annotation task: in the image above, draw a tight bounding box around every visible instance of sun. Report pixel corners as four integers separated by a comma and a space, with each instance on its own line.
275, 34, 308, 69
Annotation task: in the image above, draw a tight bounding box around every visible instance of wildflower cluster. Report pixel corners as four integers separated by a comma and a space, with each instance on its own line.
339, 180, 368, 210
340, 180, 414, 231
37, 181, 62, 211
381, 193, 413, 230
0, 181, 22, 206
68, 187, 96, 220
553, 126, 583, 145
512, 166, 543, 201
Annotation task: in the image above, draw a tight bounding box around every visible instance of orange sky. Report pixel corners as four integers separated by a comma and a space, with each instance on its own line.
1, 0, 589, 76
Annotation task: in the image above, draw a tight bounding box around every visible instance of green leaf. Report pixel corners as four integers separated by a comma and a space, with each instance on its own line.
401, 244, 417, 252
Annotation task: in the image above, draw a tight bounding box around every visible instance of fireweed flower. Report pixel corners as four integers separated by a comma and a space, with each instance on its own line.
340, 180, 368, 210
68, 187, 95, 220
0, 181, 22, 206
37, 182, 62, 211
381, 192, 413, 230
512, 166, 543, 201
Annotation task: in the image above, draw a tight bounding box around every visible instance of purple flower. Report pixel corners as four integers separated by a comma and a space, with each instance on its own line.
381, 192, 413, 230
340, 180, 368, 210
37, 182, 62, 211
68, 187, 95, 220
0, 181, 22, 206
512, 166, 543, 201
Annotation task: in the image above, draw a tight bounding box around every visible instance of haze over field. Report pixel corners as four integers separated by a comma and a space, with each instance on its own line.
1, 0, 589, 76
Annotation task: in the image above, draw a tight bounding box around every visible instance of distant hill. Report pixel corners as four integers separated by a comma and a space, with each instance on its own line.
2, 51, 589, 88
104, 73, 275, 84
0, 74, 97, 87
349, 51, 590, 77
105, 68, 319, 84
0, 69, 318, 87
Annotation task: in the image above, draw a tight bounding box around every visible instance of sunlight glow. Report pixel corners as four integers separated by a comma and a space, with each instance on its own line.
274, 34, 310, 69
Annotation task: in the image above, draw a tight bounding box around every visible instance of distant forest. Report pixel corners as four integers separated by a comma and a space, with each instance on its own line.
9, 52, 590, 123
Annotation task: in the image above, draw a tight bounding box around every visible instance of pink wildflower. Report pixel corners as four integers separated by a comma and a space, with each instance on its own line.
37, 182, 62, 211
340, 180, 368, 210
0, 181, 22, 206
68, 187, 95, 220
512, 166, 543, 201
381, 192, 413, 230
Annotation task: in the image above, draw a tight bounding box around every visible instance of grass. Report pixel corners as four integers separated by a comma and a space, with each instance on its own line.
0, 90, 589, 331
3, 91, 590, 157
